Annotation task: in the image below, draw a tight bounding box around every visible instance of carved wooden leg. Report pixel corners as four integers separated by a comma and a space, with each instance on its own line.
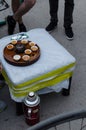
62, 77, 72, 96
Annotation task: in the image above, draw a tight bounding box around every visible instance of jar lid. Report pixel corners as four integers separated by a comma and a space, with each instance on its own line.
24, 92, 40, 107
27, 92, 36, 102
29, 92, 35, 97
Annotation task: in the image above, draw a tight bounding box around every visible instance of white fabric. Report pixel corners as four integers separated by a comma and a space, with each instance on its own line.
9, 79, 69, 102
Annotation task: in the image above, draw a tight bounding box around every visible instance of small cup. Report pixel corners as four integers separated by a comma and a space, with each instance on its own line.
7, 44, 14, 50
13, 55, 21, 61
11, 40, 17, 45
22, 55, 30, 61
31, 45, 38, 51
21, 39, 28, 44
29, 42, 36, 46
24, 49, 32, 55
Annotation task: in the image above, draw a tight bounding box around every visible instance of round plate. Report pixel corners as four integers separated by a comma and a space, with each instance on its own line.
3, 40, 40, 66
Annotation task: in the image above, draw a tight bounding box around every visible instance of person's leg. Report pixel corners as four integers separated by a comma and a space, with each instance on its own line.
12, 0, 22, 23
46, 0, 59, 32
49, 0, 58, 22
7, 0, 36, 35
12, 0, 20, 14
6, 0, 20, 35
64, 0, 74, 40
14, 0, 36, 32
12, 0, 27, 32
13, 0, 36, 22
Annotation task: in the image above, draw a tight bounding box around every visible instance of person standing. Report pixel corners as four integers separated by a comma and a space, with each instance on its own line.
7, 0, 36, 35
45, 0, 74, 40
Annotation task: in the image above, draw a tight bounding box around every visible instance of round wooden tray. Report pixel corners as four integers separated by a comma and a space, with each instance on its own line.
3, 41, 40, 66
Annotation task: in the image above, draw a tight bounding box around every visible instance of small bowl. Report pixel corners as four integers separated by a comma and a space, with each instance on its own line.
29, 42, 36, 46
7, 44, 14, 50
24, 49, 32, 55
22, 55, 30, 61
11, 40, 17, 45
31, 45, 38, 51
21, 39, 28, 44
13, 55, 21, 61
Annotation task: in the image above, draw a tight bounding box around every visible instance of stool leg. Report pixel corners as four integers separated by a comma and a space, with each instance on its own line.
62, 77, 72, 96
16, 102, 23, 116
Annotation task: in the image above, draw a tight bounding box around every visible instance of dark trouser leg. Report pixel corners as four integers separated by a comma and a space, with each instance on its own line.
62, 77, 72, 96
49, 0, 59, 22
64, 0, 74, 28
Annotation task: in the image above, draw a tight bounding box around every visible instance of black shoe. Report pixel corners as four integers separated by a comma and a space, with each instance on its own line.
65, 27, 74, 40
19, 23, 27, 32
7, 16, 16, 35
45, 22, 57, 32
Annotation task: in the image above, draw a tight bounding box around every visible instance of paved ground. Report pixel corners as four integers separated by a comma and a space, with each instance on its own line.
0, 0, 86, 130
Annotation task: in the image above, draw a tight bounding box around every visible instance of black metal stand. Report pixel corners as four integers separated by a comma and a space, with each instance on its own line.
16, 102, 23, 116
62, 77, 72, 96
